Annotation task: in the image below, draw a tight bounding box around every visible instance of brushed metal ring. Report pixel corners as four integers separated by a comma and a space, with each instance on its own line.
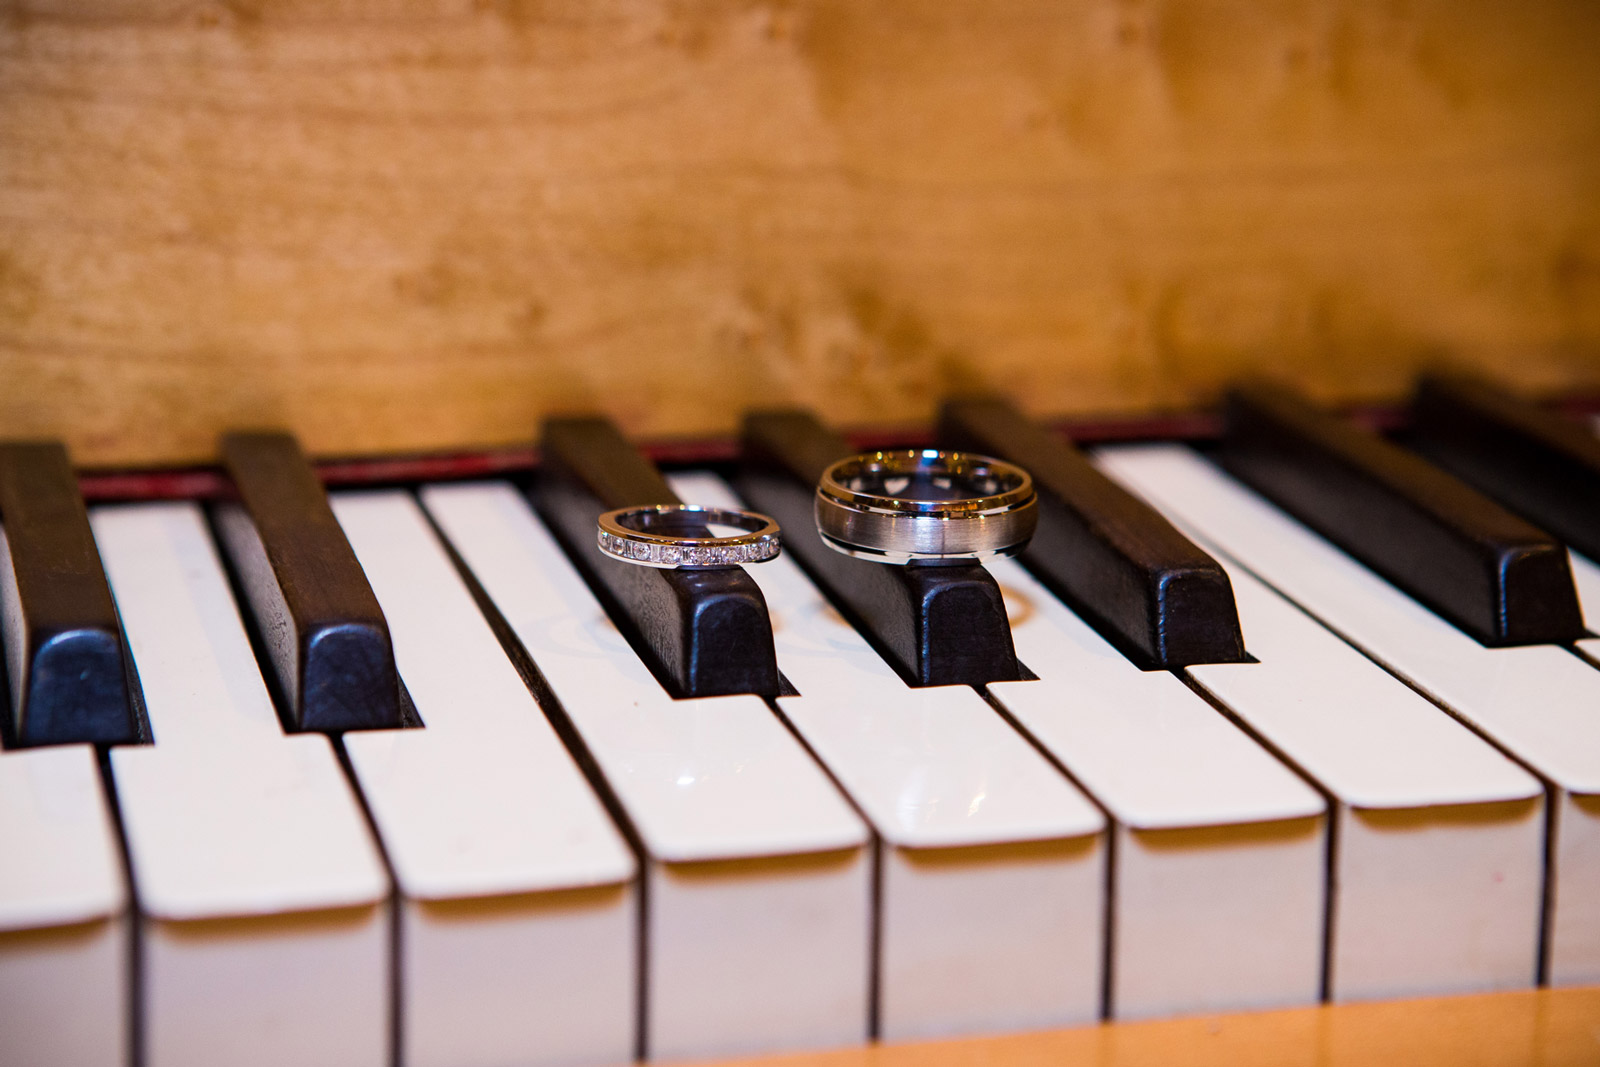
814, 450, 1038, 564
597, 504, 781, 569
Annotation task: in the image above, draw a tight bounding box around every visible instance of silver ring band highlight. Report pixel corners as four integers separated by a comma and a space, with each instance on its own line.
597, 505, 781, 569
814, 450, 1038, 564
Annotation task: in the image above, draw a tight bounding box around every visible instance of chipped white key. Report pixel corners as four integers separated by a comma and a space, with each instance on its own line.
1096, 445, 1600, 989
422, 482, 870, 1063
978, 553, 1325, 1021
672, 472, 1106, 1041
0, 745, 128, 1066
92, 503, 389, 1067
331, 490, 637, 1067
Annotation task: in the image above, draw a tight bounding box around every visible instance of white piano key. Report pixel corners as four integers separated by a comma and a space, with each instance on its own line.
1556, 441, 1600, 983
422, 481, 871, 1062
978, 554, 1325, 1021
91, 503, 389, 1067
330, 490, 637, 1067
1552, 790, 1600, 985
1552, 535, 1600, 987
1186, 568, 1543, 808
670, 471, 1106, 1041
1194, 566, 1541, 1000
1094, 444, 1600, 989
1576, 394, 1600, 659
1092, 446, 1600, 794
985, 562, 1322, 826
1572, 550, 1600, 662
1187, 567, 1543, 807
0, 745, 128, 1067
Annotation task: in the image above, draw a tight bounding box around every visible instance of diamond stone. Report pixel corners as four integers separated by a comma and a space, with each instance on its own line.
603, 528, 783, 566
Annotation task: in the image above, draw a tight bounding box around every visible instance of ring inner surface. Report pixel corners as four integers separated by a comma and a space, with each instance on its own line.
609, 506, 772, 543
825, 451, 1031, 515
620, 508, 716, 537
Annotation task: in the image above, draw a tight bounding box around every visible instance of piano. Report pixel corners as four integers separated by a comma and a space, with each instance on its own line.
1, 380, 1598, 1067
4, 3, 1600, 1062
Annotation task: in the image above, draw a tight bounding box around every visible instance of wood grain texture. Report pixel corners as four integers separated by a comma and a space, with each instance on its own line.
692, 987, 1600, 1067
2, 0, 1599, 464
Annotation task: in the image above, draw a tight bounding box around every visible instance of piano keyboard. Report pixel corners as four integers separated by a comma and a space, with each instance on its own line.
0, 383, 1598, 1067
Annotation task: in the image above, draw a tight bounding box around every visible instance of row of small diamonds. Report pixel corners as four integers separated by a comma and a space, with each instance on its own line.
598, 530, 778, 565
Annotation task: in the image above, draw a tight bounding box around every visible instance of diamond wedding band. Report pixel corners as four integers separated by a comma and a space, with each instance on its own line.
814, 450, 1038, 564
598, 505, 781, 569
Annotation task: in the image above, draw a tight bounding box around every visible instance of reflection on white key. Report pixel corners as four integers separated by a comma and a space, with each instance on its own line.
92, 503, 389, 1067
1095, 445, 1600, 989
422, 482, 870, 1063
331, 491, 637, 1067
0, 745, 128, 1066
671, 472, 1106, 1041
980, 555, 1324, 1020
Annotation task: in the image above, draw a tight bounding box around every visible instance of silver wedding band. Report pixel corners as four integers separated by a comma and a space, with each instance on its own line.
598, 505, 781, 569
814, 450, 1038, 564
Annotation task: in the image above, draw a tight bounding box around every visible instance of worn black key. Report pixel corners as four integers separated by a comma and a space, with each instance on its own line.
215, 432, 401, 732
1220, 382, 1584, 647
0, 442, 143, 747
940, 396, 1246, 669
535, 416, 781, 699
1410, 372, 1600, 563
739, 410, 1024, 687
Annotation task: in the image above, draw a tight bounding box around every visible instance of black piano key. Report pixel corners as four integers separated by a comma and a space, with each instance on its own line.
738, 410, 1024, 687
939, 396, 1247, 669
1410, 372, 1600, 563
535, 416, 782, 699
1219, 382, 1585, 647
0, 442, 144, 747
217, 432, 402, 732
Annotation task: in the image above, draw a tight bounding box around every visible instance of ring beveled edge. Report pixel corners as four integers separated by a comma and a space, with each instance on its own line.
816, 528, 1034, 565
813, 488, 1038, 564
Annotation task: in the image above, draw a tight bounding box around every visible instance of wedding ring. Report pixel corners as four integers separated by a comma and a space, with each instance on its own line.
814, 450, 1038, 564
597, 505, 781, 569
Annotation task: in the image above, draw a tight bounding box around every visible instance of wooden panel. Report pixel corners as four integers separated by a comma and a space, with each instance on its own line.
2, 0, 1599, 465
696, 987, 1600, 1067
